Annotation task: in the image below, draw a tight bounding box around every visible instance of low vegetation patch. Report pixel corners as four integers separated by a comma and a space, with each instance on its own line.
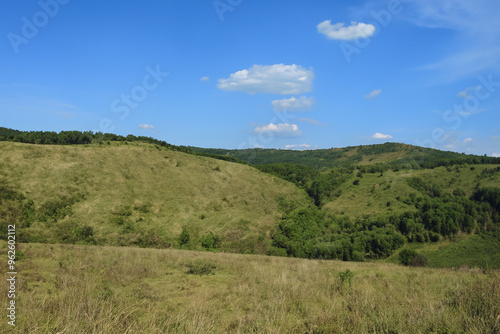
185, 259, 217, 276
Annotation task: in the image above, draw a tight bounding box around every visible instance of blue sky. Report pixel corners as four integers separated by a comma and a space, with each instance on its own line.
1, 0, 499, 156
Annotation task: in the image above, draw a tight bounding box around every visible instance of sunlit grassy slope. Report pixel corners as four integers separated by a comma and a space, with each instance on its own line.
322, 164, 500, 219
0, 141, 311, 252
2, 241, 498, 333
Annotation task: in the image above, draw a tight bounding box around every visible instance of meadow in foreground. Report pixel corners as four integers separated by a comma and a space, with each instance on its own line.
2, 241, 499, 333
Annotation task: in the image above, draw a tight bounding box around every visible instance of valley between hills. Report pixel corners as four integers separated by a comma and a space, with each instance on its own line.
0, 128, 499, 332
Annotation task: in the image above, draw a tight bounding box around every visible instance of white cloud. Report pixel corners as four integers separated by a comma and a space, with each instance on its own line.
138, 124, 155, 130
492, 153, 500, 158
217, 64, 314, 95
317, 20, 376, 40
463, 137, 473, 143
365, 89, 382, 100
271, 96, 315, 112
254, 123, 302, 137
200, 76, 210, 81
285, 144, 311, 150
298, 117, 329, 126
372, 132, 393, 139
492, 135, 500, 140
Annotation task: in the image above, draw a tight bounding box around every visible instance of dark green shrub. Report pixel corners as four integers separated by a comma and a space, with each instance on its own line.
338, 269, 354, 287
201, 232, 220, 250
409, 253, 428, 267
15, 250, 26, 261
178, 226, 190, 246
75, 226, 97, 244
185, 260, 216, 275
399, 249, 418, 266
266, 246, 288, 257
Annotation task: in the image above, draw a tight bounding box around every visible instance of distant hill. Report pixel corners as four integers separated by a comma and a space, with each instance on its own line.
189, 142, 500, 170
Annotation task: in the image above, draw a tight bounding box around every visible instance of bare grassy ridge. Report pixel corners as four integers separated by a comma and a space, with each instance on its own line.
3, 242, 499, 333
0, 141, 311, 252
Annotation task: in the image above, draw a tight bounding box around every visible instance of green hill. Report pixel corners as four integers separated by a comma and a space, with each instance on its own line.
0, 141, 311, 253
189, 142, 500, 170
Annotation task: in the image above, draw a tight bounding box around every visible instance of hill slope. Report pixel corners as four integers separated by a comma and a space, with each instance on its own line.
0, 141, 311, 253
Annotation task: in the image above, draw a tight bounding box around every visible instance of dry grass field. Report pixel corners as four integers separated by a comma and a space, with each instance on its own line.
2, 241, 498, 333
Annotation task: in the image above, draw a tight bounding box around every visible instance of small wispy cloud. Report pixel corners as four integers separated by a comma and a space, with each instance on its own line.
138, 124, 156, 130
317, 20, 376, 40
372, 132, 393, 139
254, 123, 302, 137
271, 96, 315, 112
365, 89, 382, 100
285, 144, 312, 150
463, 137, 473, 143
200, 76, 210, 81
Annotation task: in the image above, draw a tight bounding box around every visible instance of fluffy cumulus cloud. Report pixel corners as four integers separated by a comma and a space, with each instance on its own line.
372, 132, 393, 139
493, 153, 500, 158
217, 64, 314, 95
138, 124, 155, 130
254, 123, 302, 137
285, 144, 311, 150
365, 89, 382, 100
317, 20, 376, 40
271, 96, 315, 112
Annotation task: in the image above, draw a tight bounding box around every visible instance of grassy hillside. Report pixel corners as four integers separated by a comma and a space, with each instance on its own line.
323, 164, 500, 218
2, 241, 498, 333
0, 141, 311, 253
